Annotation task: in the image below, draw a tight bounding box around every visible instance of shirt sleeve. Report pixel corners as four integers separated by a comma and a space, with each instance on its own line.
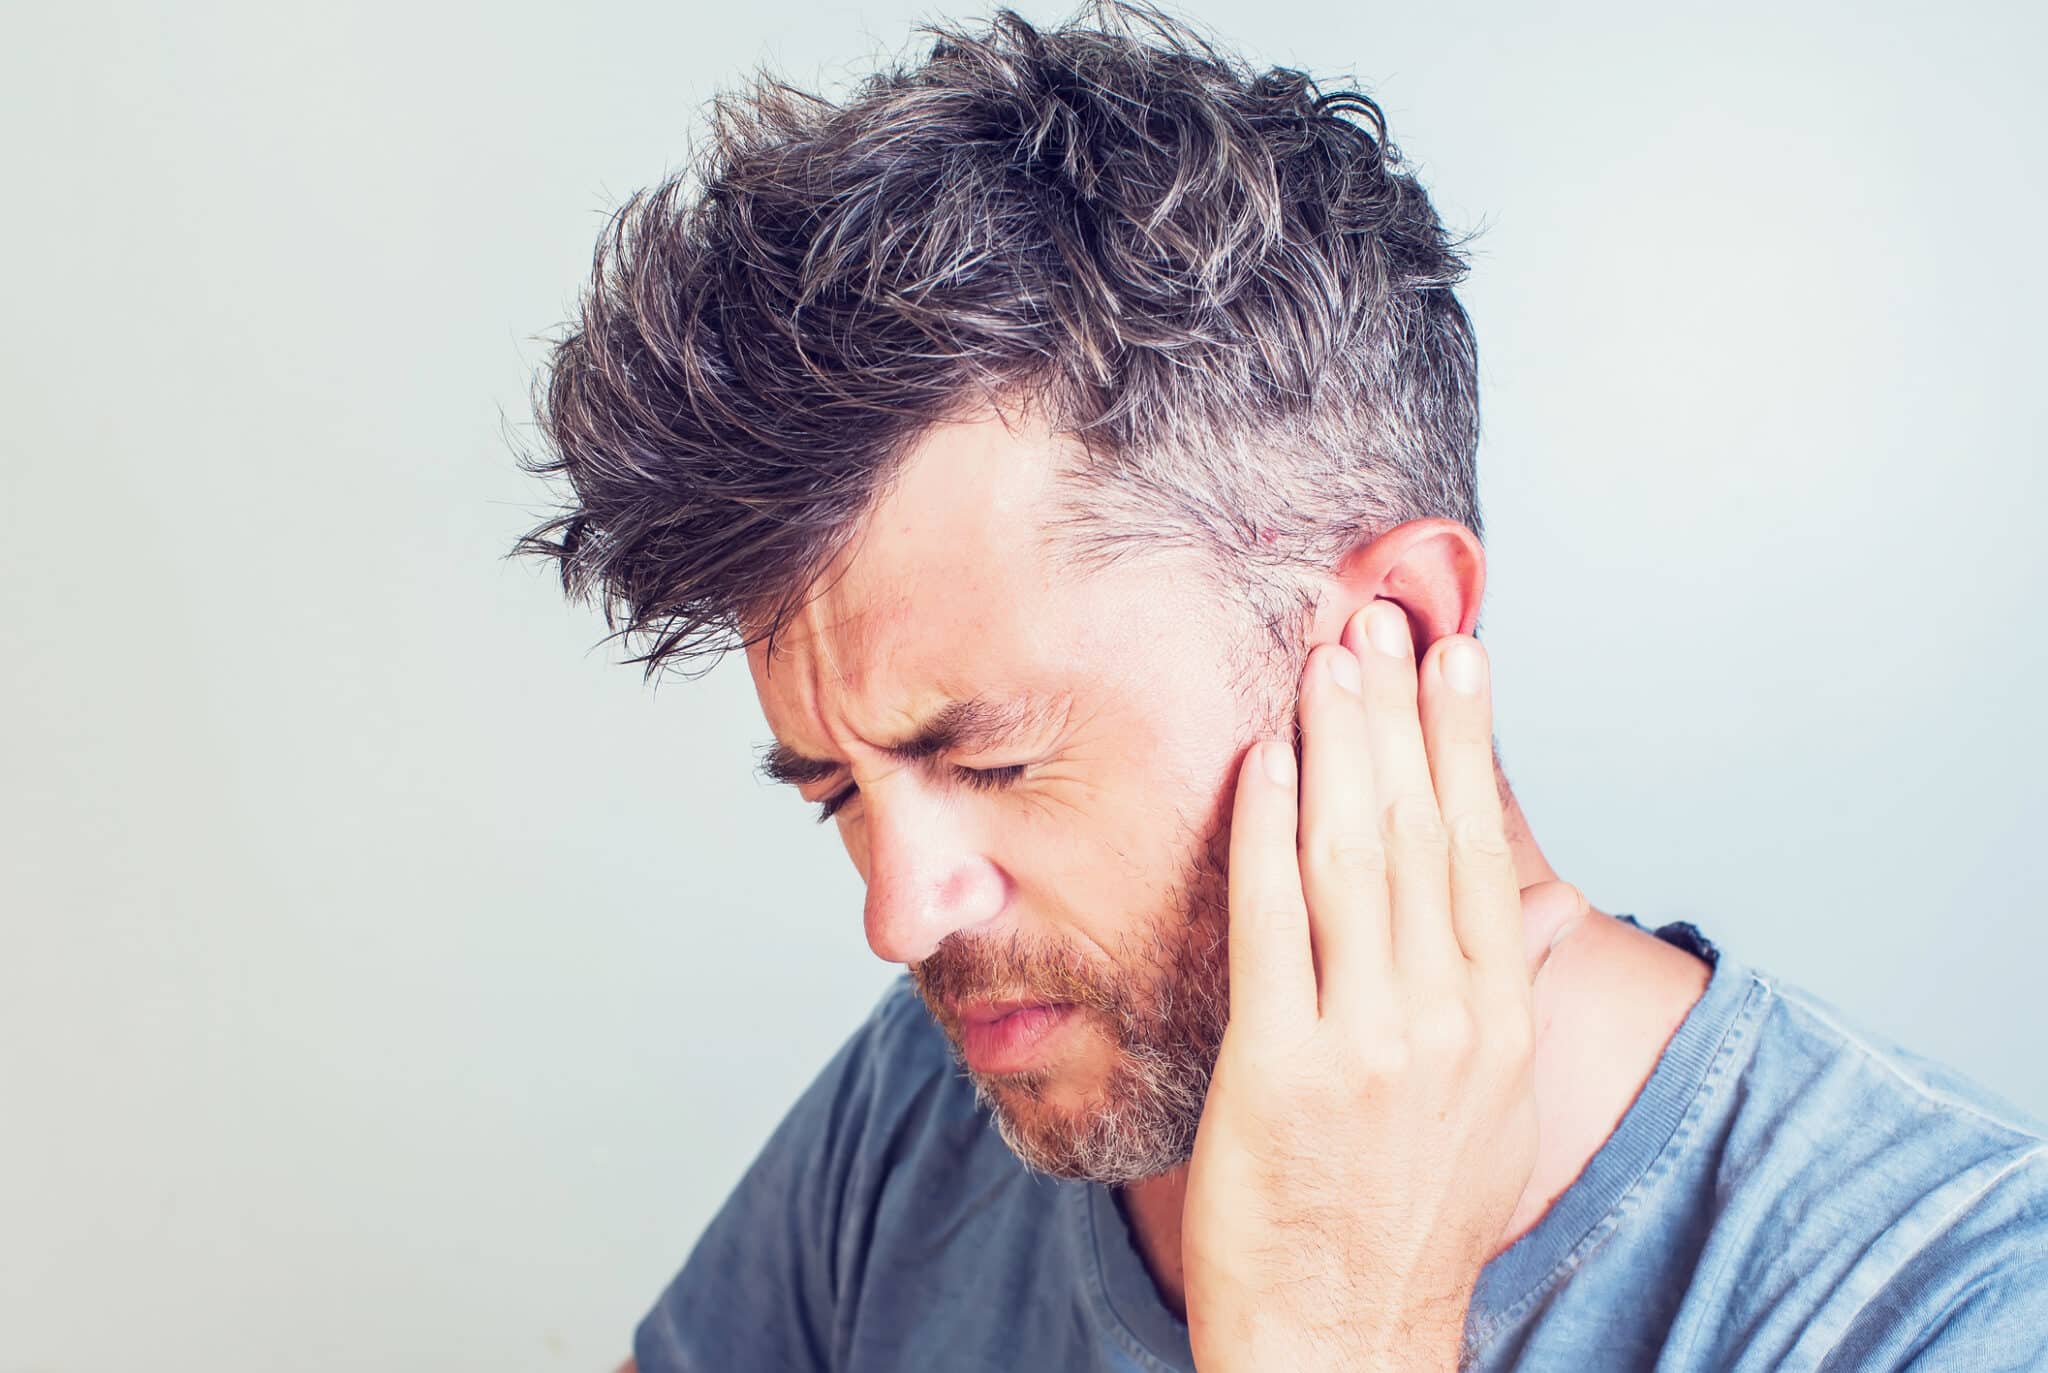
631, 977, 929, 1373
1893, 1258, 2048, 1372
1821, 1150, 2048, 1372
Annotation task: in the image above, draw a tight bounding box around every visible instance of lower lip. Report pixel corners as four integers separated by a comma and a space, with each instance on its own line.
960, 1004, 1079, 1074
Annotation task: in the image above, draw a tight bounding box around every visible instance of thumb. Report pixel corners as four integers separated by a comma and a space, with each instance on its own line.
1520, 880, 1590, 981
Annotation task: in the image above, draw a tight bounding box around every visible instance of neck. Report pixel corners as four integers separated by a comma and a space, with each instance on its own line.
1113, 782, 1711, 1322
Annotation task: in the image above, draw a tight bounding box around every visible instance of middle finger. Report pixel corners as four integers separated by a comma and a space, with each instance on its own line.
1297, 641, 1394, 1014
1345, 601, 1462, 980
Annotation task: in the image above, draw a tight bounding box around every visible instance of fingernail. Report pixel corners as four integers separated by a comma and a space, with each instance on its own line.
1442, 639, 1486, 695
1326, 647, 1361, 694
1260, 738, 1295, 786
1368, 603, 1409, 657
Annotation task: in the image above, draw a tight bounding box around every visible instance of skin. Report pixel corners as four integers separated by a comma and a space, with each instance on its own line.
629, 403, 1713, 1371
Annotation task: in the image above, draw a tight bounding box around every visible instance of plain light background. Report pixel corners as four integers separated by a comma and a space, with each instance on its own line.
3, 0, 2042, 1368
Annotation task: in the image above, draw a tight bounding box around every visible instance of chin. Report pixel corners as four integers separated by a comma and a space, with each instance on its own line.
987, 1068, 1106, 1123
969, 1036, 1199, 1185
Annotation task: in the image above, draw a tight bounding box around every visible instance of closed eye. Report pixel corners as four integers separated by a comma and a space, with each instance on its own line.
813, 763, 1030, 823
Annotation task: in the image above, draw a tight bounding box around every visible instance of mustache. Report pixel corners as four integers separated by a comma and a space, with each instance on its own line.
909, 928, 1126, 1025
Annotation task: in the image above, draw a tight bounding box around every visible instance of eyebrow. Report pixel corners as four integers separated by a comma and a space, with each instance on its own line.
756, 692, 1071, 788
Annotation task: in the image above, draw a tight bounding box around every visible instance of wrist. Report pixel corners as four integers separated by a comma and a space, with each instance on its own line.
1190, 1307, 1468, 1373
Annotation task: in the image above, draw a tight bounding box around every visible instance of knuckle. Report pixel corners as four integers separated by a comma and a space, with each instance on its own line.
1412, 1000, 1477, 1060
1380, 795, 1448, 849
1448, 811, 1513, 859
1299, 1034, 1353, 1091
1491, 1011, 1536, 1066
1351, 1032, 1412, 1081
1304, 828, 1386, 876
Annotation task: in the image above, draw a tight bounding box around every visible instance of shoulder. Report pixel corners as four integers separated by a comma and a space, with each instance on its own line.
1703, 964, 2048, 1365
825, 972, 958, 1108
1757, 968, 2048, 1246
692, 971, 972, 1225
862, 971, 955, 1069
1744, 967, 2048, 1161
632, 975, 998, 1373
777, 972, 986, 1188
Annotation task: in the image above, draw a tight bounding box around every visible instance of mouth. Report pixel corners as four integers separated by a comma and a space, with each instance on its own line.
954, 1000, 1081, 1075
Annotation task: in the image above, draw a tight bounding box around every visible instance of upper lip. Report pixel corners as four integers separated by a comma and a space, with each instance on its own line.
952, 997, 1065, 1026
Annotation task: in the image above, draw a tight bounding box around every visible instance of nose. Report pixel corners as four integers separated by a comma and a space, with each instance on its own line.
859, 785, 1009, 965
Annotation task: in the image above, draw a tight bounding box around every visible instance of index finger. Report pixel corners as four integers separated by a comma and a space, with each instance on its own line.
1225, 737, 1317, 1036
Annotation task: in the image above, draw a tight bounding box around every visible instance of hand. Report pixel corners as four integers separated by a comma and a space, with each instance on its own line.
1180, 602, 1586, 1372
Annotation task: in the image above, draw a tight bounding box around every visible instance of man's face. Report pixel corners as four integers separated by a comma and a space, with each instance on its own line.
745, 407, 1295, 1183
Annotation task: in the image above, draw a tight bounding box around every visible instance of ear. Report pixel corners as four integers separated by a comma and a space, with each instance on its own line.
1307, 517, 1486, 654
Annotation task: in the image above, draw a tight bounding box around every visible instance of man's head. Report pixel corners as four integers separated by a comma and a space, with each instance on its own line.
514, 0, 1490, 1183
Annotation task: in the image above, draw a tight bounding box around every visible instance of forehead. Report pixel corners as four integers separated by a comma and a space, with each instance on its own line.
743, 407, 1172, 728
745, 403, 1212, 745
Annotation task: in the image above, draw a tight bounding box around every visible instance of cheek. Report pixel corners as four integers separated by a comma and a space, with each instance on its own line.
1008, 777, 1204, 929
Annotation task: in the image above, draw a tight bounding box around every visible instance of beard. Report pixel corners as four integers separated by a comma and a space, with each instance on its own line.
908, 825, 1235, 1185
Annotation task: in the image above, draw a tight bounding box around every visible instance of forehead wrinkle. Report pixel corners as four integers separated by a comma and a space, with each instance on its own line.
756, 687, 1075, 786
749, 584, 870, 784
754, 571, 994, 784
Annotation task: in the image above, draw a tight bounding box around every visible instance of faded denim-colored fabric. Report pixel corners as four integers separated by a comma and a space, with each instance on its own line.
635, 920, 2048, 1371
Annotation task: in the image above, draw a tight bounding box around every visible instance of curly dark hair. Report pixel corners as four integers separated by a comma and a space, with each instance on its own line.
510, 0, 1481, 681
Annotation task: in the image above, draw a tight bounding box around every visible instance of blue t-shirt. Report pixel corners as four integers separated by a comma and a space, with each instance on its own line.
636, 921, 2048, 1370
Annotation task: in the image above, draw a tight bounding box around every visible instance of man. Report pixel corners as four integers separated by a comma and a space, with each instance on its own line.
513, 3, 2048, 1368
